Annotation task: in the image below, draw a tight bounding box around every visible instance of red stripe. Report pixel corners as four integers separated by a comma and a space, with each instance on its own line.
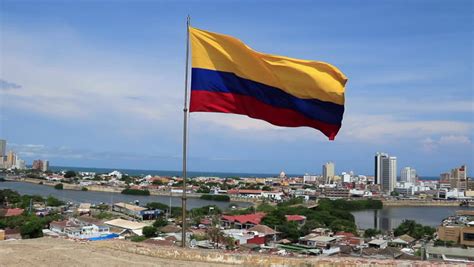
190, 91, 341, 140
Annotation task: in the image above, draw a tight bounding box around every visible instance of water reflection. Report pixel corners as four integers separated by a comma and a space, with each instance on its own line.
352, 206, 473, 231
0, 181, 252, 210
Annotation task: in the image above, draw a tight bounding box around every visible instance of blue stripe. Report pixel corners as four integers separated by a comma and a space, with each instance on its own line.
191, 68, 344, 125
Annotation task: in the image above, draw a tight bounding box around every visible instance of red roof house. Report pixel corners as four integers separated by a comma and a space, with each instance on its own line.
4, 208, 24, 217
285, 215, 306, 225
220, 212, 266, 229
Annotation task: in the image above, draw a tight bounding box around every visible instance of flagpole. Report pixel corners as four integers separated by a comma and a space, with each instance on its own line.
181, 15, 191, 248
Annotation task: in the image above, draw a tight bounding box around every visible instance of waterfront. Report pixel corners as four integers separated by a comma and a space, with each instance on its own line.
0, 181, 252, 210
352, 206, 473, 231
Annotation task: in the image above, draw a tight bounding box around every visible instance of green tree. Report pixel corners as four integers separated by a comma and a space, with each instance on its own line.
146, 202, 169, 210
256, 202, 275, 213
20, 217, 44, 239
64, 171, 76, 178
152, 180, 164, 186
46, 196, 65, 207
261, 185, 272, 191
54, 183, 63, 190
197, 185, 211, 193
142, 226, 157, 238
394, 220, 435, 239
153, 217, 168, 228
364, 228, 382, 238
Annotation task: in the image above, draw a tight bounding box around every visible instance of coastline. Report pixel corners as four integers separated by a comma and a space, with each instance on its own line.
382, 199, 468, 207
2, 177, 259, 204
3, 177, 468, 207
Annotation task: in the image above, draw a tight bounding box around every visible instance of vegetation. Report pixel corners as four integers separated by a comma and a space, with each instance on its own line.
200, 194, 230, 202
93, 211, 114, 220
146, 202, 169, 211
54, 183, 64, 190
64, 171, 77, 178
153, 217, 168, 228
121, 188, 150, 196
81, 187, 88, 191
46, 196, 65, 207
130, 236, 147, 242
394, 220, 436, 239
0, 190, 64, 239
196, 185, 211, 193
257, 198, 382, 242
364, 228, 382, 238
317, 198, 383, 211
142, 226, 158, 238
20, 216, 44, 239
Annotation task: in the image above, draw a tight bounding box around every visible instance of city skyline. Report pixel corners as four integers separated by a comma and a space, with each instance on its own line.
1, 1, 472, 175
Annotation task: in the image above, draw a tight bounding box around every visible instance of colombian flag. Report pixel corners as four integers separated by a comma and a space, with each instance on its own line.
189, 27, 347, 140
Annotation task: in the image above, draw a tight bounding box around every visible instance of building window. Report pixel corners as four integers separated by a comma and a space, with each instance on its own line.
463, 232, 474, 241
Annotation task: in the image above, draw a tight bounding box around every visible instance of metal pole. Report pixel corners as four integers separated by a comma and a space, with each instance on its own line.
181, 15, 191, 248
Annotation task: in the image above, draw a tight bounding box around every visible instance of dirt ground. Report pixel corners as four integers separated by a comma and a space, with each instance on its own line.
0, 238, 231, 267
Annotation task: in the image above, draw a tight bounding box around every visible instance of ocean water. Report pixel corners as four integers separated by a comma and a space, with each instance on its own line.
48, 166, 441, 180
49, 166, 283, 178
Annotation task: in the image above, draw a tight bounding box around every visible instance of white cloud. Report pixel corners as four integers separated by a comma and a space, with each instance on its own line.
421, 135, 472, 152
0, 26, 180, 127
341, 114, 472, 143
347, 97, 474, 114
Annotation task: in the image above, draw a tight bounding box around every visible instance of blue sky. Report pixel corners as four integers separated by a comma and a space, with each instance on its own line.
0, 0, 472, 176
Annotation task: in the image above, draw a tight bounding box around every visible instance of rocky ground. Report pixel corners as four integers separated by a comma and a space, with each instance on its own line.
0, 237, 456, 267
0, 238, 230, 267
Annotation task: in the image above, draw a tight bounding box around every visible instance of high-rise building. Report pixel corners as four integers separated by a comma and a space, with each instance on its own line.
323, 162, 335, 183
6, 151, 16, 169
0, 139, 6, 157
374, 152, 386, 185
450, 165, 467, 191
14, 155, 26, 170
401, 167, 417, 183
42, 160, 49, 172
32, 159, 50, 172
375, 152, 397, 193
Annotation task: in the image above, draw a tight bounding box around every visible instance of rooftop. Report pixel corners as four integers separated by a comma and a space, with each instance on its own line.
285, 215, 306, 222
368, 239, 388, 245
104, 219, 147, 230
114, 202, 147, 212
4, 208, 24, 217
247, 224, 278, 236
221, 212, 266, 225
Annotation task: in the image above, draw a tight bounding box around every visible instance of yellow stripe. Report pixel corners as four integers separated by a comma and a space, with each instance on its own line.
190, 27, 347, 105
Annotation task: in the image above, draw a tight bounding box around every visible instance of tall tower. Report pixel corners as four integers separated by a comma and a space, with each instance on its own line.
323, 162, 335, 183
450, 165, 467, 190
389, 157, 397, 191
0, 139, 6, 157
375, 153, 396, 192
6, 151, 16, 169
401, 167, 416, 183
374, 153, 387, 184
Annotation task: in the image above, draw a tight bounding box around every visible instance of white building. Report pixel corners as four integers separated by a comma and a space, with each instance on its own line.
401, 167, 416, 183
341, 172, 351, 183
262, 191, 283, 200
303, 173, 318, 183
323, 162, 335, 183
108, 170, 123, 179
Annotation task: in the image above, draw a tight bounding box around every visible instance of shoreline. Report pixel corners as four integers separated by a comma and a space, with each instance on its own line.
2, 177, 259, 204
3, 177, 469, 207
381, 199, 468, 207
